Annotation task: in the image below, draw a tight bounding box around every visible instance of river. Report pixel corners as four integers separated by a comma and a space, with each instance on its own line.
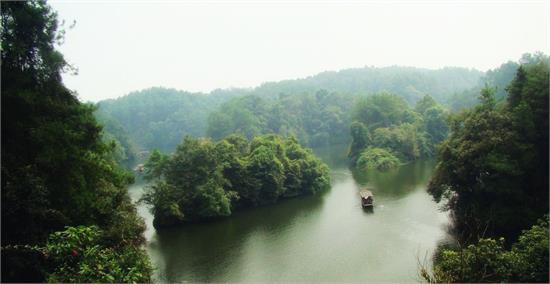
128, 145, 450, 283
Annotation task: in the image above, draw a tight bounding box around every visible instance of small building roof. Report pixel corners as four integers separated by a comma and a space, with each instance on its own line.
359, 189, 373, 198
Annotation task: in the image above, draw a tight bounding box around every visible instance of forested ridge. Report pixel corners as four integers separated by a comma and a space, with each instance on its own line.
207, 90, 353, 147
448, 54, 544, 111
95, 65, 485, 153
96, 87, 241, 153
245, 65, 483, 105
2, 1, 548, 283
96, 58, 524, 155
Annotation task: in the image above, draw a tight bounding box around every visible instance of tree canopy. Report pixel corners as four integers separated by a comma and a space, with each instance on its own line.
141, 134, 330, 227
96, 66, 485, 153
427, 56, 549, 244
421, 216, 549, 283
348, 93, 449, 170
207, 90, 353, 147
1, 1, 151, 281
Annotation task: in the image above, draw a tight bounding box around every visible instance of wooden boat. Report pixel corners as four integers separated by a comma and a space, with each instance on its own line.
133, 163, 145, 173
359, 189, 374, 208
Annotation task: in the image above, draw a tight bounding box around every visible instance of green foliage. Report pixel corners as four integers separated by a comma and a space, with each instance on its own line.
97, 67, 482, 153
447, 53, 547, 111
352, 93, 410, 130
1, 2, 151, 282
422, 106, 449, 145
94, 54, 540, 156
143, 149, 168, 180
348, 93, 447, 165
142, 134, 330, 227
250, 66, 482, 105
371, 124, 422, 161
207, 90, 353, 147
414, 95, 437, 114
511, 217, 550, 282
45, 226, 152, 283
1, 0, 141, 245
96, 87, 241, 152
421, 216, 549, 283
95, 111, 138, 169
348, 121, 371, 161
428, 57, 549, 243
356, 147, 401, 171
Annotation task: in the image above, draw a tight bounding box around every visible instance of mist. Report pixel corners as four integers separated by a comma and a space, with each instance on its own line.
50, 0, 549, 102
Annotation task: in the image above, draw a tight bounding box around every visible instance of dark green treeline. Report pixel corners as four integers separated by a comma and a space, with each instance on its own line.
142, 135, 330, 228
1, 1, 152, 282
422, 54, 549, 283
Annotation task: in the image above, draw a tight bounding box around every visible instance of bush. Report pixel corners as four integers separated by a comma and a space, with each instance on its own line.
45, 226, 152, 283
142, 134, 330, 227
356, 147, 401, 171
421, 216, 549, 283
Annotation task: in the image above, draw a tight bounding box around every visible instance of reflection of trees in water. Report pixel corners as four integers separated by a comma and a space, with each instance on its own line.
149, 147, 436, 282
351, 160, 436, 197
152, 193, 326, 282
311, 144, 351, 169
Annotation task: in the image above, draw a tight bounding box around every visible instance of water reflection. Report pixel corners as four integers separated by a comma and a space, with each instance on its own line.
152, 194, 326, 282
130, 144, 449, 283
352, 159, 436, 198
362, 206, 374, 214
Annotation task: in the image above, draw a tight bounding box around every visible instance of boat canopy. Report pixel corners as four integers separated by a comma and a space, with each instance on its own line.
359, 189, 373, 199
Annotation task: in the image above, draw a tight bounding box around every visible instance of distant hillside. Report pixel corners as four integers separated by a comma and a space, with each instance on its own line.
249, 66, 483, 105
96, 87, 242, 152
95, 64, 496, 154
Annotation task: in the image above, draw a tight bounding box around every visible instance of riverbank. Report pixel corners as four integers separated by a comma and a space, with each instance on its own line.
129, 146, 449, 282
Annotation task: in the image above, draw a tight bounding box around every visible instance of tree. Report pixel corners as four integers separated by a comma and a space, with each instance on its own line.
414, 94, 437, 114
421, 216, 549, 283
207, 90, 353, 147
422, 106, 449, 145
1, 1, 151, 281
45, 226, 152, 283
428, 57, 549, 243
356, 147, 400, 171
352, 93, 409, 130
246, 145, 285, 204
348, 121, 370, 160
143, 149, 168, 180
141, 134, 330, 227
348, 92, 445, 164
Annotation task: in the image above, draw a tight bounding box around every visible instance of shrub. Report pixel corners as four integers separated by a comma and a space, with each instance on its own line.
45, 226, 152, 283
356, 147, 401, 171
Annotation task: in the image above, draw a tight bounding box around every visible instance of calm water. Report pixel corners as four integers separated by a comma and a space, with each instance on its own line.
128, 145, 449, 283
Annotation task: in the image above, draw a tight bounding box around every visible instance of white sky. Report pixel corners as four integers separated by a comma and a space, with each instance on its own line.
50, 0, 550, 102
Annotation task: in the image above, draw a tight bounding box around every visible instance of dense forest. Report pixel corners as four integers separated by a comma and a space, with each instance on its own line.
141, 134, 330, 227
421, 54, 549, 283
347, 93, 449, 170
207, 90, 353, 147
248, 66, 483, 105
96, 88, 241, 153
2, 1, 548, 283
96, 59, 522, 156
95, 66, 486, 154
1, 1, 151, 282
448, 55, 543, 111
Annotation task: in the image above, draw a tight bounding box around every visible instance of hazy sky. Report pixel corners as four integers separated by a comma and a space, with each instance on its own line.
50, 0, 549, 102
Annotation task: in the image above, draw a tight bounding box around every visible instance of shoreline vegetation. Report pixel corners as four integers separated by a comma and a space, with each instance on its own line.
422, 55, 549, 283
141, 134, 330, 228
2, 0, 548, 283
348, 93, 449, 172
1, 1, 152, 282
